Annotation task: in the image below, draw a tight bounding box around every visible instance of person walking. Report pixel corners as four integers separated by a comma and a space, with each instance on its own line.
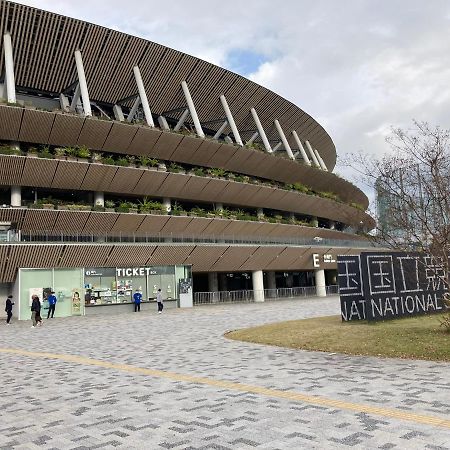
47, 291, 57, 319
31, 295, 41, 328
133, 290, 142, 312
156, 288, 163, 314
5, 295, 14, 324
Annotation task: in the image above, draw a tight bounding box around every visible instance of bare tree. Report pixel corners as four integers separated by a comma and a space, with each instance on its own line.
342, 121, 450, 329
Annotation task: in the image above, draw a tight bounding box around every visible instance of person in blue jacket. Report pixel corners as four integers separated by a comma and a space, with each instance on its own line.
47, 291, 57, 319
133, 291, 142, 312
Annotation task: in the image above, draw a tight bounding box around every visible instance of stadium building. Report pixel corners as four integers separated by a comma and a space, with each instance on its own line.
0, 1, 375, 319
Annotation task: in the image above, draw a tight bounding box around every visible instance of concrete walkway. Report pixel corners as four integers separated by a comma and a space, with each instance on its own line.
0, 296, 449, 449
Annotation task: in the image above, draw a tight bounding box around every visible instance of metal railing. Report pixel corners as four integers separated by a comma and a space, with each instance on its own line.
193, 285, 335, 305
4, 230, 377, 249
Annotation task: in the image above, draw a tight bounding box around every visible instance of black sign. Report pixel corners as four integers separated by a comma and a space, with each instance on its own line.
338, 252, 447, 321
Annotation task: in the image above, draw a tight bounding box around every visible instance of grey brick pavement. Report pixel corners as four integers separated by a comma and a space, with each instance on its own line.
0, 296, 449, 449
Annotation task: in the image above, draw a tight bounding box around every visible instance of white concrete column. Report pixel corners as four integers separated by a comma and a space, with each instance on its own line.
158, 116, 170, 130
257, 207, 264, 219
215, 203, 224, 213
59, 94, 70, 112
70, 83, 81, 112
133, 65, 154, 127
246, 132, 259, 144
174, 109, 189, 131
208, 272, 219, 292
272, 142, 283, 152
292, 131, 311, 166
213, 121, 228, 140
220, 95, 243, 146
329, 220, 335, 230
94, 192, 104, 207
315, 269, 326, 297
250, 108, 272, 153
113, 104, 125, 121
126, 96, 141, 123
10, 186, 21, 207
74, 50, 92, 116
3, 33, 16, 103
181, 81, 204, 138
314, 149, 328, 171
252, 270, 265, 302
163, 198, 171, 213
274, 120, 295, 160
305, 141, 321, 168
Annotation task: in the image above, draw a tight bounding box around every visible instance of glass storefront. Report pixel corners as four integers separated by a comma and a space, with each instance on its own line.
18, 268, 84, 320
17, 265, 191, 320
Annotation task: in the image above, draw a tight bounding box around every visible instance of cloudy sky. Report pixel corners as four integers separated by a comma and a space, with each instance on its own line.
19, 0, 450, 201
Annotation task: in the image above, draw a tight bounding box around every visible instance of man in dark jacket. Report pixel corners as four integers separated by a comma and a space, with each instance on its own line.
31, 295, 41, 328
5, 295, 14, 324
47, 291, 57, 319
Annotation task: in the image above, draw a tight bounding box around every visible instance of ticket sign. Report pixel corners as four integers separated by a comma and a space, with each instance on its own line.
337, 252, 447, 322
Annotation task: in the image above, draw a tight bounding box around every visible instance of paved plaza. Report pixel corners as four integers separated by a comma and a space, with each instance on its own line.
0, 296, 449, 449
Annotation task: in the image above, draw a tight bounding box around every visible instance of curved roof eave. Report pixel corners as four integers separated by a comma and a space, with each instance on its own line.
0, 1, 336, 170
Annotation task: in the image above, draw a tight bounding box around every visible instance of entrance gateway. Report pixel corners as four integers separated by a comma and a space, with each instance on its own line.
13, 265, 192, 320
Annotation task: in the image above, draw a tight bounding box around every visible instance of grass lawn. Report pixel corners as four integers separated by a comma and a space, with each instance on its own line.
225, 314, 450, 362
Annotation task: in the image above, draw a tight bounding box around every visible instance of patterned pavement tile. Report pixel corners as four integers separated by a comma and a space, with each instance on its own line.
0, 296, 449, 449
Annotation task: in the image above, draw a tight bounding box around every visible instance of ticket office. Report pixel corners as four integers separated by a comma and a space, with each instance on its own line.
84, 266, 189, 306
16, 265, 191, 320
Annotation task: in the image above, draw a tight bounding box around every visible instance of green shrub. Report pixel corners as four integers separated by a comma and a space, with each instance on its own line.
116, 157, 129, 167
102, 156, 115, 165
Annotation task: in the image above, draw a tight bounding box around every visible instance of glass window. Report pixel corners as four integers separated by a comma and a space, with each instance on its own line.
53, 268, 84, 317
19, 269, 52, 320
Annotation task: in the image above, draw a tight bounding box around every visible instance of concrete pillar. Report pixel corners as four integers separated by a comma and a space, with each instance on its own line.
266, 271, 276, 298
127, 96, 141, 123
74, 50, 92, 117
181, 81, 204, 138
250, 108, 272, 153
219, 273, 228, 291
272, 142, 283, 152
158, 115, 170, 130
292, 131, 311, 166
220, 95, 243, 146
59, 93, 70, 112
133, 65, 154, 127
246, 132, 259, 144
174, 109, 189, 131
70, 83, 81, 112
215, 203, 223, 213
10, 186, 21, 207
3, 33, 16, 103
311, 217, 319, 227
208, 272, 219, 292
252, 270, 265, 302
315, 269, 326, 297
274, 119, 295, 160
257, 208, 264, 219
305, 141, 321, 168
113, 104, 125, 121
94, 192, 104, 207
163, 198, 171, 213
329, 220, 335, 230
314, 149, 328, 171
213, 121, 228, 140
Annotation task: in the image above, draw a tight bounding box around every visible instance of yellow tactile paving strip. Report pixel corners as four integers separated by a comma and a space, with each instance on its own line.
1, 347, 449, 430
